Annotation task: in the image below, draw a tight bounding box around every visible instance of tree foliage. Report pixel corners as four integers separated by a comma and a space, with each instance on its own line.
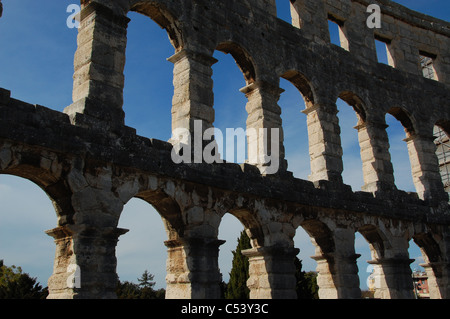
224, 233, 319, 299
225, 231, 251, 299
116, 270, 165, 299
294, 257, 319, 299
0, 259, 48, 299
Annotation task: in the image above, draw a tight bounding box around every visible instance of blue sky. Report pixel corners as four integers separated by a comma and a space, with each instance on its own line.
0, 0, 448, 293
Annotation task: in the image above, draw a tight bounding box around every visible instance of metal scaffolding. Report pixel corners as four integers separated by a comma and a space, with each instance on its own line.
420, 55, 437, 80
419, 54, 449, 197
434, 126, 450, 194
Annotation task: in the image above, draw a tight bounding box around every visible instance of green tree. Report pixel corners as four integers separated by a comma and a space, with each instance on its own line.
224, 234, 319, 299
138, 270, 158, 299
116, 270, 165, 299
116, 281, 141, 299
138, 270, 156, 289
0, 259, 48, 299
225, 231, 251, 299
294, 257, 319, 299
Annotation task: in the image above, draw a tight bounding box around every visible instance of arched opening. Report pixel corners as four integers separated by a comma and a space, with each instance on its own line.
212, 49, 249, 164
209, 42, 258, 167
335, 96, 365, 190
218, 206, 268, 299
412, 232, 445, 299
130, 2, 183, 50
215, 42, 256, 85
115, 185, 185, 299
218, 213, 247, 298
116, 197, 168, 296
293, 225, 319, 298
297, 219, 336, 299
409, 238, 428, 299
0, 174, 58, 297
122, 10, 177, 140
356, 224, 388, 299
279, 77, 310, 179
354, 230, 379, 298
385, 110, 415, 192
280, 70, 315, 179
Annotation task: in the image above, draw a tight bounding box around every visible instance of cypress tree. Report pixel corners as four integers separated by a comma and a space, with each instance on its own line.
294, 257, 319, 299
223, 236, 319, 299
225, 231, 251, 299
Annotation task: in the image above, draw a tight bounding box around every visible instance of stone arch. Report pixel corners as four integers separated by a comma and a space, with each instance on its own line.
211, 42, 255, 164
412, 229, 449, 298
355, 221, 424, 299
115, 197, 168, 292
383, 107, 417, 193
387, 107, 416, 137
281, 70, 316, 109
226, 208, 265, 249
295, 218, 336, 299
133, 189, 185, 241
216, 207, 265, 298
129, 1, 184, 50
217, 196, 269, 249
113, 182, 186, 299
333, 91, 369, 189
386, 108, 447, 200
356, 220, 417, 299
280, 69, 343, 182
435, 119, 450, 137
0, 148, 73, 226
216, 41, 256, 84
113, 175, 190, 242
277, 74, 311, 179
0, 173, 61, 299
357, 224, 388, 260
330, 92, 396, 192
300, 219, 335, 255
412, 232, 441, 264
0, 145, 88, 298
337, 91, 367, 124
210, 44, 287, 173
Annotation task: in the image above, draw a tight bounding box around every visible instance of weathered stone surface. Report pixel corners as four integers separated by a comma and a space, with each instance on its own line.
0, 0, 449, 299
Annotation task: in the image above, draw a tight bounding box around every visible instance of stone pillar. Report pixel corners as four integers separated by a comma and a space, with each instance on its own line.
332, 228, 361, 299
368, 257, 415, 299
312, 253, 361, 298
421, 262, 450, 299
356, 121, 396, 193
302, 103, 343, 183
64, 2, 129, 132
168, 49, 217, 153
242, 247, 299, 299
405, 134, 448, 202
311, 254, 339, 299
240, 81, 287, 174
165, 238, 225, 299
46, 225, 128, 299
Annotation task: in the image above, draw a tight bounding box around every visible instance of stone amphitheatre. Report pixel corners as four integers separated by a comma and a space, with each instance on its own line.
0, 0, 449, 299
